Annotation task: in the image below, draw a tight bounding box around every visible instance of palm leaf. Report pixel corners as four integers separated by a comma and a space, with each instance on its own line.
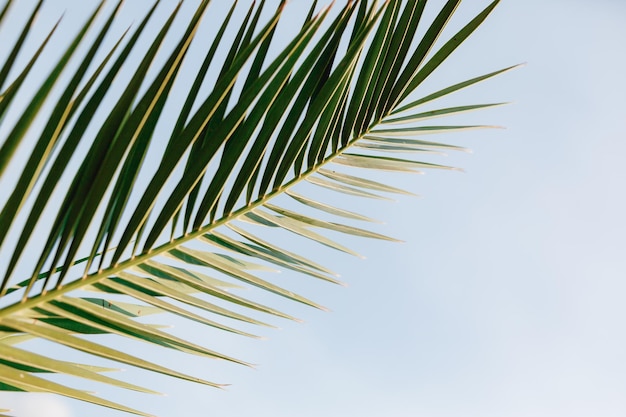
0, 0, 514, 415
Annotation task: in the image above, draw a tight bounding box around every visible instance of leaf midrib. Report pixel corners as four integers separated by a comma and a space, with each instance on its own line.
0, 128, 372, 320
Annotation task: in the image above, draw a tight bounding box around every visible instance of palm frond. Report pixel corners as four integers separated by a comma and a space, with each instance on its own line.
0, 0, 515, 415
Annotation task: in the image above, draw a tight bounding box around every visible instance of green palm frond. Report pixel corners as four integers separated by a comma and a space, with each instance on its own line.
0, 0, 516, 415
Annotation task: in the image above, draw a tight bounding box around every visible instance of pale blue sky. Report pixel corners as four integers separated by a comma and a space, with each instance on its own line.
1, 1, 626, 416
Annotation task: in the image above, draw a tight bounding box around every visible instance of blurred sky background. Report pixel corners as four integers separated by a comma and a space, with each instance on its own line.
1, 0, 626, 416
